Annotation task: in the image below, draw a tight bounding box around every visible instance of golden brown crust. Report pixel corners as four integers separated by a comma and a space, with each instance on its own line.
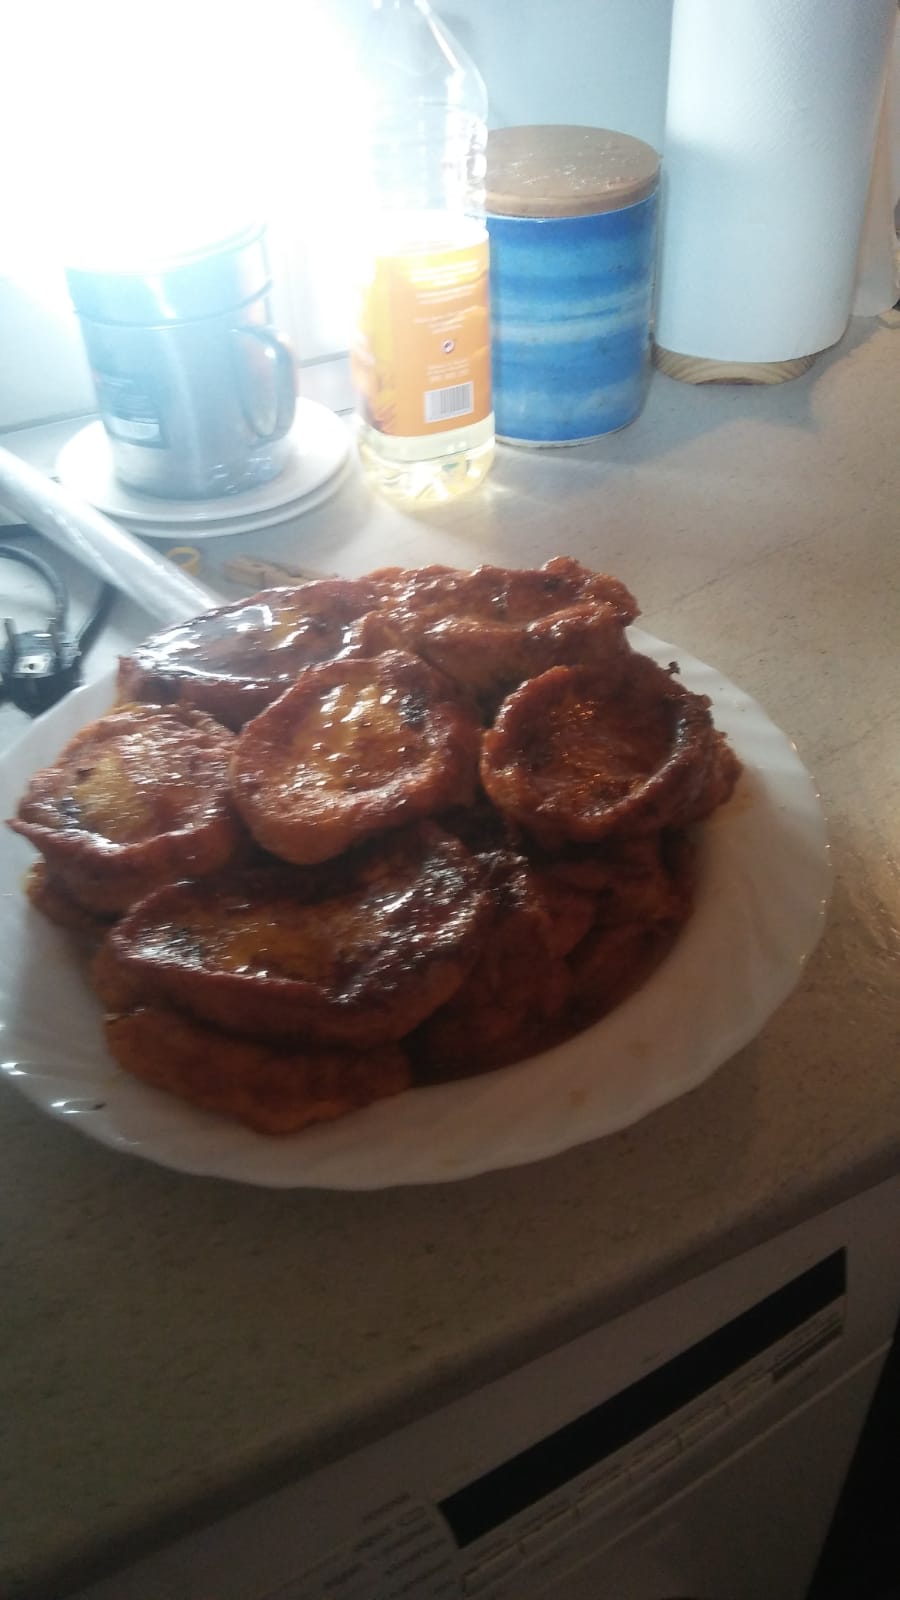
416, 833, 695, 1072
105, 1006, 410, 1134
682, 730, 743, 824
9, 702, 243, 914
567, 919, 683, 1019
371, 558, 638, 627
117, 577, 389, 729
23, 862, 116, 936
480, 655, 738, 848
408, 602, 636, 713
565, 830, 696, 1019
93, 825, 491, 1046
412, 854, 578, 1073
518, 866, 598, 958
11, 557, 743, 1135
344, 559, 639, 709
118, 561, 638, 727
535, 832, 695, 928
230, 651, 480, 864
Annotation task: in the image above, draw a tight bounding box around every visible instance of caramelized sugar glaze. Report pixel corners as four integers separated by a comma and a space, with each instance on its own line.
8, 560, 741, 1134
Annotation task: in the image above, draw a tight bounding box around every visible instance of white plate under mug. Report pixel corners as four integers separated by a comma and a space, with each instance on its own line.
123, 455, 356, 543
55, 400, 350, 535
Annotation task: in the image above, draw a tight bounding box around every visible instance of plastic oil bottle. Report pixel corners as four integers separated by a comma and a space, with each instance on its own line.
351, 0, 495, 504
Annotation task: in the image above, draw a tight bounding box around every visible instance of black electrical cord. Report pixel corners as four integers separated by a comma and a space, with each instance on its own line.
0, 541, 68, 623
76, 572, 116, 654
0, 539, 115, 716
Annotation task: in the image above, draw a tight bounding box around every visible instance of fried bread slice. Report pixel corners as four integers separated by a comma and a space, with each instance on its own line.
345, 559, 639, 708
118, 561, 638, 727
117, 577, 387, 729
567, 918, 686, 1022
534, 831, 696, 928
105, 1005, 410, 1134
369, 557, 637, 627
412, 853, 593, 1074
9, 702, 243, 915
23, 862, 116, 935
93, 825, 491, 1047
480, 654, 739, 847
231, 651, 480, 864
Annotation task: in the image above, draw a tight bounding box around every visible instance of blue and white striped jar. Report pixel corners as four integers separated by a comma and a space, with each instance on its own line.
486, 125, 660, 445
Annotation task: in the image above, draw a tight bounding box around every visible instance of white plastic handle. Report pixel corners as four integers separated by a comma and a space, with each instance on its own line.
0, 447, 218, 627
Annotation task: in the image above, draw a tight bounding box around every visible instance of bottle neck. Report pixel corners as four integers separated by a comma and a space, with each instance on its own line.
366, 106, 486, 219
367, 209, 487, 256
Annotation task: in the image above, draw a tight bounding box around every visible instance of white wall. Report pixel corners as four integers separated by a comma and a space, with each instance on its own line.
3, 0, 897, 433
0, 286, 95, 432
442, 0, 674, 148
0, 0, 677, 430
325, 0, 674, 148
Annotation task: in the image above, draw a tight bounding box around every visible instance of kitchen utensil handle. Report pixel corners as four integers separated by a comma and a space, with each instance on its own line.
237, 326, 297, 443
0, 447, 219, 627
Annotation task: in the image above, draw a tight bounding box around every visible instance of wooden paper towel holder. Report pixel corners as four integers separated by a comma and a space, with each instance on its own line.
652, 344, 818, 384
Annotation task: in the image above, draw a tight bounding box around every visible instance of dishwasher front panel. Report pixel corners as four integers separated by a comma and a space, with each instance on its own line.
72, 1175, 900, 1600
529, 1348, 886, 1600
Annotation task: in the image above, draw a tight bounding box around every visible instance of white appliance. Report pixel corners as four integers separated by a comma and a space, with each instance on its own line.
74, 1175, 900, 1600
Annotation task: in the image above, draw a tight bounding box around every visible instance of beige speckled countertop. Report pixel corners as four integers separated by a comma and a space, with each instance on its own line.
1, 320, 898, 1599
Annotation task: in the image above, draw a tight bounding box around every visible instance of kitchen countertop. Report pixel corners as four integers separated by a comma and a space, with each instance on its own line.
1, 318, 898, 1599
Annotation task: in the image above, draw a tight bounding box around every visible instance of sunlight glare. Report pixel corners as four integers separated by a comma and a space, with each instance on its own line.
1, 0, 365, 311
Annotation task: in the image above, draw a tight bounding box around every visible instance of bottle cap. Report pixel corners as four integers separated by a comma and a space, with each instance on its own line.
486, 124, 659, 218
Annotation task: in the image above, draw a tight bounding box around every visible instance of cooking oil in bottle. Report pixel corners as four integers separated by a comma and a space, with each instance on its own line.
352, 0, 494, 505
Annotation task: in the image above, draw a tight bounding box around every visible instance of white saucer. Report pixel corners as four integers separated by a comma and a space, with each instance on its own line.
132, 454, 355, 543
55, 400, 350, 537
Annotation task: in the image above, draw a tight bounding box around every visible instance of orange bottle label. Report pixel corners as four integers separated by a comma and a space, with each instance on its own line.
352, 238, 492, 437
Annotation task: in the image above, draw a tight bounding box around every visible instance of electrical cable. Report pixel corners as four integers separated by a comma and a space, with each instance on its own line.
0, 537, 115, 716
76, 576, 116, 653
0, 540, 68, 624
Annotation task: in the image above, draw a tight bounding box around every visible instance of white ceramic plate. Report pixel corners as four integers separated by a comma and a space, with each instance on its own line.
131, 455, 355, 542
55, 400, 350, 534
0, 630, 830, 1190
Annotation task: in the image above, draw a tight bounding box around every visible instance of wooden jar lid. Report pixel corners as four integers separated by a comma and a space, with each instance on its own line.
486, 124, 660, 219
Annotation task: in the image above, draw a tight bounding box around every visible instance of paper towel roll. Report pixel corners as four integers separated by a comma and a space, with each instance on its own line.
853, 64, 900, 317
655, 0, 898, 371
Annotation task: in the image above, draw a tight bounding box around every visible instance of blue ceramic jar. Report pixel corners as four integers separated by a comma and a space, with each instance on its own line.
485, 125, 660, 445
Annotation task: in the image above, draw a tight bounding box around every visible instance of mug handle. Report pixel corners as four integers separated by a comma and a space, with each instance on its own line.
233, 325, 297, 443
